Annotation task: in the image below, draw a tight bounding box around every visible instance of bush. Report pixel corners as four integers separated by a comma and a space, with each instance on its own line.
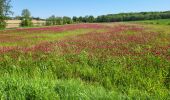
63, 16, 72, 24
149, 22, 154, 24
20, 19, 33, 27
0, 20, 6, 29
156, 22, 160, 24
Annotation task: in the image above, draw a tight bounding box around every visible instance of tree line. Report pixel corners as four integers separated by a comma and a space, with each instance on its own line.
45, 15, 95, 26
46, 11, 170, 26
96, 11, 170, 22
1, 0, 170, 29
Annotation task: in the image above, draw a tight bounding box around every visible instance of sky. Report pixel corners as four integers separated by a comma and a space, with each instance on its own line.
11, 0, 170, 18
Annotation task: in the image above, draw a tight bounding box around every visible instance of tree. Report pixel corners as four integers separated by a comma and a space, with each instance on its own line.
55, 17, 63, 25
21, 9, 31, 18
72, 16, 78, 23
95, 11, 170, 23
87, 16, 95, 23
46, 15, 56, 26
0, 0, 12, 29
46, 15, 63, 26
49, 15, 56, 25
20, 9, 32, 27
78, 16, 83, 22
82, 16, 88, 22
46, 17, 52, 26
63, 16, 72, 24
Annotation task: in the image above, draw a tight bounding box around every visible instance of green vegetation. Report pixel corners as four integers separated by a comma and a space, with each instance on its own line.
0, 0, 12, 29
0, 50, 170, 99
96, 11, 170, 22
0, 29, 101, 47
133, 19, 170, 25
0, 23, 170, 99
20, 9, 33, 27
1, 0, 170, 98
45, 11, 170, 26
46, 16, 73, 26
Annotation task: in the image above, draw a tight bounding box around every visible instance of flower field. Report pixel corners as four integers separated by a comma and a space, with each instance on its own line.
0, 23, 170, 99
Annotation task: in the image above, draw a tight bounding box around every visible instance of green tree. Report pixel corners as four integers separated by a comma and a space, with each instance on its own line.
87, 16, 95, 23
63, 16, 72, 24
78, 16, 83, 22
46, 16, 63, 26
46, 17, 52, 26
20, 9, 32, 27
46, 15, 56, 26
0, 0, 12, 29
95, 11, 170, 22
50, 15, 56, 25
55, 17, 63, 25
72, 16, 78, 23
82, 16, 88, 22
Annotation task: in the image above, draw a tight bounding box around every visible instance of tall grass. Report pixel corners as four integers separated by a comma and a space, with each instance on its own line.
0, 23, 170, 99
0, 51, 170, 99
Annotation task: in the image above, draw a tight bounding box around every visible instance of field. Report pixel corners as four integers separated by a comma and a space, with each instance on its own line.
133, 19, 170, 25
5, 20, 46, 28
0, 23, 170, 99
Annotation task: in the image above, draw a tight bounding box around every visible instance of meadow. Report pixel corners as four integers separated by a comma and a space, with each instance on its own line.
0, 23, 170, 99
5, 20, 46, 28
133, 19, 170, 25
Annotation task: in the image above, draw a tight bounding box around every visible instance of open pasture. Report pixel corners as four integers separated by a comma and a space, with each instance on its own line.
0, 23, 170, 99
133, 19, 170, 25
5, 20, 46, 28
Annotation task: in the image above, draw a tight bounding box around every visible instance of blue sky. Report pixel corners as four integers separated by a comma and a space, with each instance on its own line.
11, 0, 170, 18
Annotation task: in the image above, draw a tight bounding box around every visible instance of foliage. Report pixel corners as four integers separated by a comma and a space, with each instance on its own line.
96, 11, 170, 22
134, 19, 170, 25
20, 9, 33, 27
0, 51, 169, 99
0, 16, 6, 29
78, 16, 83, 22
0, 23, 170, 99
21, 9, 31, 18
46, 15, 72, 26
46, 15, 55, 26
72, 16, 78, 23
63, 16, 72, 24
70, 11, 170, 24
0, 0, 12, 29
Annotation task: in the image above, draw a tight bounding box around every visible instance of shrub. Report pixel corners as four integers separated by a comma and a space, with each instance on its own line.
156, 22, 159, 24
20, 19, 33, 27
63, 16, 72, 24
149, 22, 154, 24
0, 20, 6, 29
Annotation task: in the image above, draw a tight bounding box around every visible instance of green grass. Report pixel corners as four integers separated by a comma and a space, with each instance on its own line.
133, 19, 170, 25
0, 23, 170, 99
0, 29, 105, 47
0, 52, 170, 99
0, 77, 119, 100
